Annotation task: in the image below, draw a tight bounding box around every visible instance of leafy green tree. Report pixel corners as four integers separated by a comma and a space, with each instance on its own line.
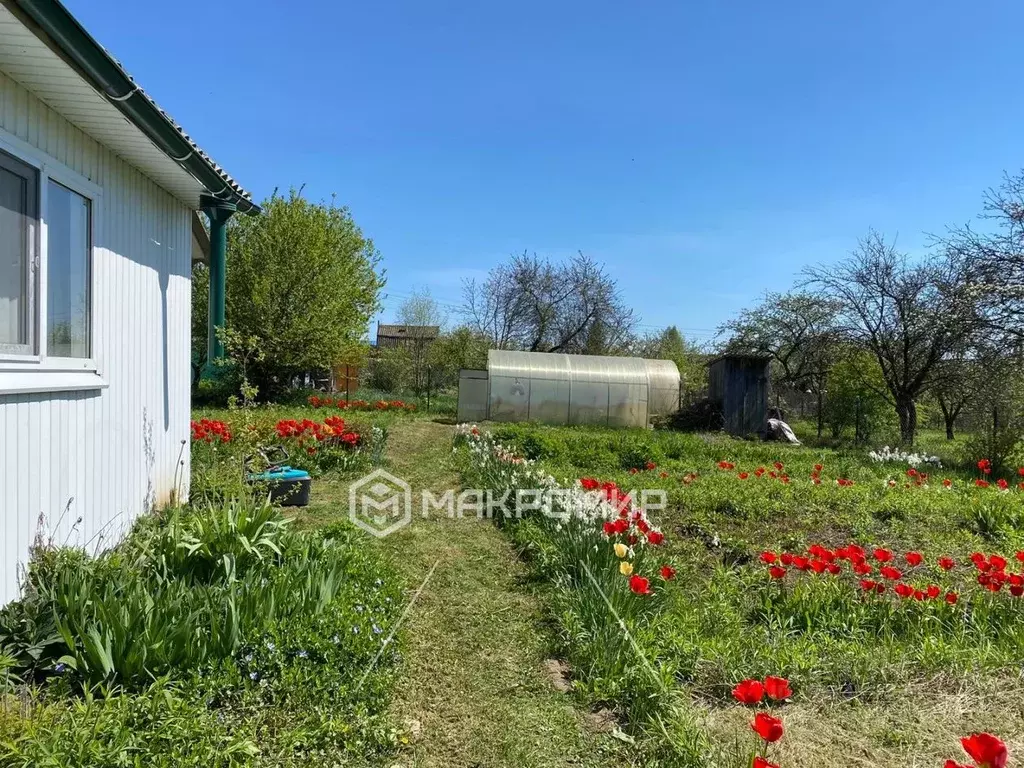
191, 262, 209, 388
636, 326, 706, 398
823, 348, 893, 441
427, 326, 490, 389
222, 189, 384, 400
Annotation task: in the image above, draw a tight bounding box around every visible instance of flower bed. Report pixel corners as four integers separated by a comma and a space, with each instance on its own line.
460, 422, 1024, 764
0, 501, 402, 764
307, 394, 416, 412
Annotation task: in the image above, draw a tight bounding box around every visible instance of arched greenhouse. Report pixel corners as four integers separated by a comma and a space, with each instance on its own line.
457, 349, 680, 428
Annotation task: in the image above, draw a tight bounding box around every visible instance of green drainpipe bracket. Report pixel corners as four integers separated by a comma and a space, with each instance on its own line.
201, 195, 236, 379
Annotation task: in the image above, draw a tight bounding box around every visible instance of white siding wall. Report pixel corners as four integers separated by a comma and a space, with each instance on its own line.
0, 71, 193, 604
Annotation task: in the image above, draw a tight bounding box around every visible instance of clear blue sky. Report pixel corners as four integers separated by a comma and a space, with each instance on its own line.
66, 0, 1024, 345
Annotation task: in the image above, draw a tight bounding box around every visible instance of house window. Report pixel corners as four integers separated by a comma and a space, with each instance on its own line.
0, 149, 38, 355
0, 143, 96, 364
46, 180, 91, 358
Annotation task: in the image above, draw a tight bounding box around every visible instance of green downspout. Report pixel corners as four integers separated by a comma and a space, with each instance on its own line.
201, 195, 236, 377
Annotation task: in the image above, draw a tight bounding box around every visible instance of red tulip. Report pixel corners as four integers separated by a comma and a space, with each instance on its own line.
960, 733, 1007, 768
753, 758, 780, 768
773, 461, 784, 471
1011, 585, 1024, 597
860, 579, 878, 592
769, 566, 787, 580
938, 556, 956, 571
880, 565, 903, 581
943, 478, 953, 487
1016, 551, 1024, 564
738, 471, 749, 480
780, 552, 794, 566
751, 712, 784, 743
854, 561, 873, 576
792, 556, 810, 571
732, 678, 764, 704
895, 582, 914, 598
873, 548, 893, 562
945, 592, 958, 605
763, 675, 792, 701
926, 585, 941, 599
905, 551, 923, 567
976, 479, 990, 488
629, 575, 651, 595
602, 522, 617, 537
814, 463, 823, 472
646, 530, 665, 546
760, 551, 778, 564
659, 565, 676, 581
989, 554, 1007, 571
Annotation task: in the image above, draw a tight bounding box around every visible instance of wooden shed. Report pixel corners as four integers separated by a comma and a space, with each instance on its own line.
708, 354, 771, 437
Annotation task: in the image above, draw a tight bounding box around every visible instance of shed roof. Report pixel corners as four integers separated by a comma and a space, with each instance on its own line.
0, 0, 258, 213
377, 324, 441, 339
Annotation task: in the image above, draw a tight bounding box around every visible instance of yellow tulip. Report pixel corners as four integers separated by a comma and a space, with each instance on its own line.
614, 543, 628, 559
619, 561, 633, 576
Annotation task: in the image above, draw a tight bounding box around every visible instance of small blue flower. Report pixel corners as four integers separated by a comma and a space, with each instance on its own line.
249, 671, 259, 681
352, 626, 360, 634
54, 662, 67, 674
372, 623, 382, 635
355, 604, 365, 613
297, 649, 309, 659
266, 641, 276, 652
243, 653, 253, 663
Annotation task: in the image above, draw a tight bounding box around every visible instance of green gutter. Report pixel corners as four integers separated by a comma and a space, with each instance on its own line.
11, 0, 260, 215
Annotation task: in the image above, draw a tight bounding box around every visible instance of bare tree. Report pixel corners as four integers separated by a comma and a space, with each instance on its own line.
805, 230, 981, 444
462, 252, 635, 353
944, 170, 1024, 340
395, 287, 446, 394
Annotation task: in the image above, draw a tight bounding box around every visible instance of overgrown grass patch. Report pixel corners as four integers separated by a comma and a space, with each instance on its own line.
0, 499, 401, 766
463, 422, 1024, 764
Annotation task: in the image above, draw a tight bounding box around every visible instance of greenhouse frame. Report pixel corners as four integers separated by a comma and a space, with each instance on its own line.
457, 350, 680, 428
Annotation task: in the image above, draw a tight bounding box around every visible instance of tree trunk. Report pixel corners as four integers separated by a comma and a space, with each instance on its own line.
896, 399, 917, 445
937, 397, 960, 441
816, 392, 824, 439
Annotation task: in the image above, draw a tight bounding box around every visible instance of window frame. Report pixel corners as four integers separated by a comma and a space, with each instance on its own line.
0, 148, 38, 356
0, 127, 105, 393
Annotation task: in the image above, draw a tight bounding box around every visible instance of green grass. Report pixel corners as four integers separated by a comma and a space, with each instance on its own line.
463, 421, 1024, 766
188, 410, 633, 766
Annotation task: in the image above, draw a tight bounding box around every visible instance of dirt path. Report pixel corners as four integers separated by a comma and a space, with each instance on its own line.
374, 420, 623, 768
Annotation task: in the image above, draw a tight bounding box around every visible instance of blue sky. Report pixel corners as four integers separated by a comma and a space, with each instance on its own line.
67, 0, 1024, 346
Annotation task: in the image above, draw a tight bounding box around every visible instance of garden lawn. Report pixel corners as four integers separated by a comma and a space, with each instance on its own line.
465, 422, 1024, 766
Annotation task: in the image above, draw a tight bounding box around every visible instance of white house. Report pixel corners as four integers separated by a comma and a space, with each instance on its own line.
0, 0, 258, 604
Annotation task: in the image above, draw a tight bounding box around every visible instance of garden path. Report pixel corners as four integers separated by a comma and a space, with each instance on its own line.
374, 419, 624, 768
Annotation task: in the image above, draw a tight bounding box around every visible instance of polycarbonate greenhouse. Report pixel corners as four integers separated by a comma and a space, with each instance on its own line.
457, 350, 680, 428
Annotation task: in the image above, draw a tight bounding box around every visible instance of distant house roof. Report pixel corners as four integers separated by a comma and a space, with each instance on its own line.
0, 0, 259, 213
376, 324, 440, 347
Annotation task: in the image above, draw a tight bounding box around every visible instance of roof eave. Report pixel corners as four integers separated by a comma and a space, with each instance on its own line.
7, 0, 260, 214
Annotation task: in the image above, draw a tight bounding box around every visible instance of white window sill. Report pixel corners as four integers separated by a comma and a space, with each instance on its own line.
0, 370, 107, 395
